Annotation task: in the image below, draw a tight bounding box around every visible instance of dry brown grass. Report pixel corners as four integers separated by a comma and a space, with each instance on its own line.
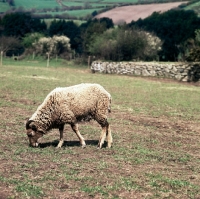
96, 2, 188, 24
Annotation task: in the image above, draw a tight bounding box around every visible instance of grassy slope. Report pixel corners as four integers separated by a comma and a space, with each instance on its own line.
184, 1, 200, 16
0, 58, 200, 198
1, 0, 198, 19
0, 2, 10, 12
14, 0, 60, 9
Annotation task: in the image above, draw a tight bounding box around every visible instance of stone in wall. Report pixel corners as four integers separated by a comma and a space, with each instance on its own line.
91, 61, 200, 82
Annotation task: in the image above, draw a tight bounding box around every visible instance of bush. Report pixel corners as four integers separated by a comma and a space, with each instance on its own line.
186, 30, 200, 61
33, 35, 71, 58
88, 28, 162, 61
22, 33, 45, 48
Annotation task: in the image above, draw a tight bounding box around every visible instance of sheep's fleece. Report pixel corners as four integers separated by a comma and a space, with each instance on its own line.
26, 83, 112, 148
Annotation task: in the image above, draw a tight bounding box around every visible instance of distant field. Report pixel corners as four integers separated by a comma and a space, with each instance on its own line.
61, 2, 108, 7
37, 8, 102, 18
96, 2, 188, 24
185, 1, 200, 9
61, 2, 85, 7
184, 1, 200, 16
0, 0, 197, 23
102, 0, 137, 2
0, 2, 10, 12
14, 0, 60, 9
66, 8, 102, 17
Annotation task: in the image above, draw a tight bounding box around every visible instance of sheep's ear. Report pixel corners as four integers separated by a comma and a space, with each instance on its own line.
26, 119, 32, 129
26, 120, 37, 131
27, 130, 35, 136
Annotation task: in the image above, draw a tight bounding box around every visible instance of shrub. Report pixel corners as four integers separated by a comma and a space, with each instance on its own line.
88, 28, 162, 61
22, 33, 45, 48
33, 35, 71, 58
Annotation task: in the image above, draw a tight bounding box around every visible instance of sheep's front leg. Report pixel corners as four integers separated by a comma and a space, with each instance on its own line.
98, 126, 107, 149
57, 125, 64, 148
71, 123, 86, 148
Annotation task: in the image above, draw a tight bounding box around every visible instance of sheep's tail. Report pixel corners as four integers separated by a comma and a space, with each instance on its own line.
108, 96, 112, 113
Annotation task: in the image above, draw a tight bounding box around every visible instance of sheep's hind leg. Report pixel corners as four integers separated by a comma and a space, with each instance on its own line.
98, 120, 112, 149
56, 125, 64, 148
71, 123, 86, 148
107, 124, 112, 148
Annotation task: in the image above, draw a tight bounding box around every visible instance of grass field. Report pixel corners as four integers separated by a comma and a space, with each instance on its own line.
14, 0, 60, 9
38, 8, 102, 18
0, 2, 10, 12
184, 1, 200, 16
1, 0, 195, 21
0, 58, 200, 198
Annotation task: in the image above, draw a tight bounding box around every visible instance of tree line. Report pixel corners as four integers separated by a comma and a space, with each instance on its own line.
1, 9, 200, 62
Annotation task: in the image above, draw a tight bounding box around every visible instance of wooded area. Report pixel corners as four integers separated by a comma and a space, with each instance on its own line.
1, 8, 200, 62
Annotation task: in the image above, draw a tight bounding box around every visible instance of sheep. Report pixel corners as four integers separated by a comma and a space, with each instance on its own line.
25, 83, 112, 149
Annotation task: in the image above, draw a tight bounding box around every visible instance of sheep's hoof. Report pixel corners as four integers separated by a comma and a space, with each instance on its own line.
82, 144, 86, 148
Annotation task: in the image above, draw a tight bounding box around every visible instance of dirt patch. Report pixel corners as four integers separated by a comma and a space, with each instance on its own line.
96, 2, 188, 24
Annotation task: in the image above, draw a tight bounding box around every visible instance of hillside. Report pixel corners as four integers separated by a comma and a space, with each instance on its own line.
184, 0, 200, 16
95, 2, 188, 24
0, 0, 195, 21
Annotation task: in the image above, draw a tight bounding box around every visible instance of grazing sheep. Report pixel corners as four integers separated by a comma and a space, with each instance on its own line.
26, 83, 112, 149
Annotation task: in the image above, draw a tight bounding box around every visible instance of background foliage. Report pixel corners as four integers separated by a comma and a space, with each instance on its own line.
0, 1, 200, 61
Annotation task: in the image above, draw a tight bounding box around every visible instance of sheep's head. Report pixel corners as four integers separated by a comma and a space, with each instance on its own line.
26, 120, 44, 147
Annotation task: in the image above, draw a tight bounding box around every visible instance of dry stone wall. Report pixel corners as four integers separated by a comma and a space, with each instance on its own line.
91, 61, 200, 82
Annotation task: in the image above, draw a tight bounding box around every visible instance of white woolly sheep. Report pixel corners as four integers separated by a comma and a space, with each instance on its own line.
26, 83, 112, 149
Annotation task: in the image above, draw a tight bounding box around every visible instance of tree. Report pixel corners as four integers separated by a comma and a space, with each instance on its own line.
7, 0, 14, 6
22, 32, 45, 48
186, 30, 200, 61
91, 11, 98, 17
0, 12, 47, 38
63, 21, 81, 51
48, 19, 66, 36
0, 36, 22, 56
48, 20, 81, 53
88, 28, 161, 61
129, 10, 200, 61
79, 18, 114, 55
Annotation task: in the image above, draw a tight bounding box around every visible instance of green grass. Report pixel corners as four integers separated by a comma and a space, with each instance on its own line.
14, 0, 60, 9
0, 58, 200, 198
0, 2, 10, 12
1, 0, 196, 21
102, 0, 137, 3
39, 8, 102, 18
66, 8, 103, 17
184, 0, 200, 16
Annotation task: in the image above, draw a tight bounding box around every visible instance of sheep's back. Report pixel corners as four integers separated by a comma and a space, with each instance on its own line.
54, 84, 110, 117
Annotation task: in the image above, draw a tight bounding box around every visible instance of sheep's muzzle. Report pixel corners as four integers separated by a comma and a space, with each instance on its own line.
26, 129, 43, 147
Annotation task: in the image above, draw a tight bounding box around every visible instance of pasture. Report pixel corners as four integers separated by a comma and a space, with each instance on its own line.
14, 0, 60, 9
0, 59, 200, 198
95, 2, 188, 24
0, 2, 10, 12
0, 0, 193, 21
